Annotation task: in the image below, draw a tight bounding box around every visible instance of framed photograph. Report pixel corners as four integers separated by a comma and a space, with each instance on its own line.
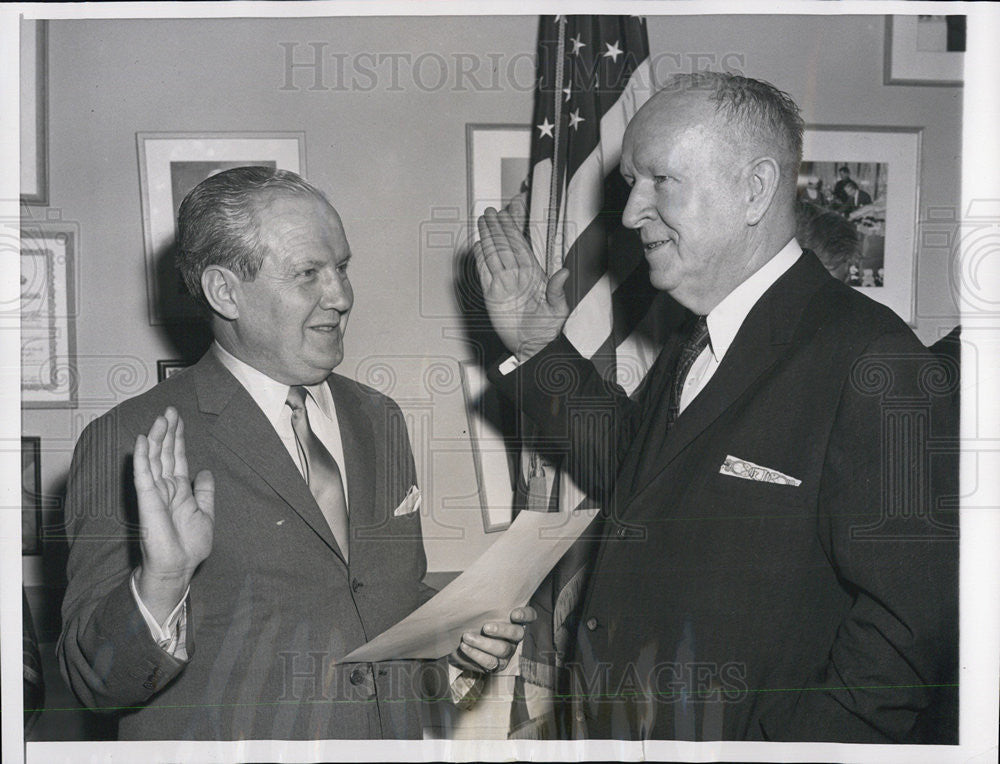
157, 359, 190, 382
22, 437, 42, 555
884, 15, 964, 86
460, 361, 516, 533
137, 132, 306, 324
21, 222, 79, 408
466, 124, 531, 240
21, 20, 47, 204
797, 126, 921, 324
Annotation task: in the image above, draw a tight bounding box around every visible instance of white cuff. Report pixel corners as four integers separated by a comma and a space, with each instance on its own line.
130, 569, 189, 660
498, 355, 521, 376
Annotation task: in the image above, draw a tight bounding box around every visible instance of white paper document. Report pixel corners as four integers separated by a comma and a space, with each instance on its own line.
338, 506, 600, 663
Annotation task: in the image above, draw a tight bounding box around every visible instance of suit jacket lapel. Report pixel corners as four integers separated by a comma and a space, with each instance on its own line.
626, 251, 832, 504
192, 352, 345, 561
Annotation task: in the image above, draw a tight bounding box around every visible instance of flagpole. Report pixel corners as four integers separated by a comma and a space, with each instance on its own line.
545, 15, 566, 277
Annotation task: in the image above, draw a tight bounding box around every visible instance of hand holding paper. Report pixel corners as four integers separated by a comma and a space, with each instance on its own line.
449, 606, 537, 674
338, 505, 598, 664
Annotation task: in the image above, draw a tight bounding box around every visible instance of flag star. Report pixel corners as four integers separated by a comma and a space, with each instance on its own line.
568, 108, 585, 130
603, 40, 623, 63
536, 116, 555, 139
562, 84, 572, 102
569, 34, 586, 55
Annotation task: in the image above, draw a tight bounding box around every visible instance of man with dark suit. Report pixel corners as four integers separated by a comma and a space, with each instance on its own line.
474, 73, 957, 743
58, 167, 531, 740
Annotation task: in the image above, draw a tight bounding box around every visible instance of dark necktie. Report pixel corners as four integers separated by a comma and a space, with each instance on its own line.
665, 315, 710, 428
286, 386, 350, 561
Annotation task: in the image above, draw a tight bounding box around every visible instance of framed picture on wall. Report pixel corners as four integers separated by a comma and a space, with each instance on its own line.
797, 125, 921, 324
22, 436, 42, 555
466, 124, 532, 242
884, 15, 964, 86
137, 132, 306, 324
20, 20, 47, 204
21, 222, 79, 408
157, 359, 190, 382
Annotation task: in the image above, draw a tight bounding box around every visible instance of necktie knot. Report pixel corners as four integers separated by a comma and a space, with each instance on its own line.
286, 385, 308, 413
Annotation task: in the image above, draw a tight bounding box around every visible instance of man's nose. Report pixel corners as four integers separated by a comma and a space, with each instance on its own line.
321, 271, 353, 312
621, 184, 651, 230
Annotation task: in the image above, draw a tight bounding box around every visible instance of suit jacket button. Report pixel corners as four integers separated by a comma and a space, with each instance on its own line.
350, 667, 366, 685
586, 617, 599, 631
351, 577, 363, 593
142, 681, 154, 690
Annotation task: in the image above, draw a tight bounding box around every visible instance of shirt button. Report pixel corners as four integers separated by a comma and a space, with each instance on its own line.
586, 617, 599, 631
350, 667, 366, 685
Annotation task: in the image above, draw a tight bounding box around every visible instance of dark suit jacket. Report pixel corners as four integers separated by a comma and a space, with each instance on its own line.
492, 252, 958, 743
58, 351, 438, 740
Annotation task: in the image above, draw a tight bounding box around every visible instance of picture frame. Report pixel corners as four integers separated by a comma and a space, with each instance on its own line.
800, 125, 921, 324
21, 222, 79, 408
460, 361, 516, 533
22, 436, 42, 555
157, 359, 190, 383
466, 124, 532, 242
884, 15, 964, 86
20, 20, 48, 204
137, 131, 306, 324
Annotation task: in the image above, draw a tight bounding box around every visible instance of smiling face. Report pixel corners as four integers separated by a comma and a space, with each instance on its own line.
620, 95, 756, 314
229, 192, 354, 385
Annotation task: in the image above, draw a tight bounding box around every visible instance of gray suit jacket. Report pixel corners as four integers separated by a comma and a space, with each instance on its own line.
58, 351, 438, 739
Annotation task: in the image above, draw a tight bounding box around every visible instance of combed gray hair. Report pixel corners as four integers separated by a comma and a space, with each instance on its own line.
663, 71, 805, 184
175, 166, 332, 306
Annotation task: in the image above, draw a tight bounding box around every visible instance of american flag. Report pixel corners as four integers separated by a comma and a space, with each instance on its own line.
508, 15, 662, 739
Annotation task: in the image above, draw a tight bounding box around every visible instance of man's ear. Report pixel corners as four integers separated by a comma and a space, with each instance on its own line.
201, 265, 241, 320
744, 156, 781, 226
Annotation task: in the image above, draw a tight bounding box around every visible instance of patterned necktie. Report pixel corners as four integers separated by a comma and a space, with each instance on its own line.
286, 386, 350, 561
666, 315, 710, 428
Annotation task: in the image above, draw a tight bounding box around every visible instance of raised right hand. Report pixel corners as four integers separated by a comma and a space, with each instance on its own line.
133, 406, 214, 622
473, 196, 571, 362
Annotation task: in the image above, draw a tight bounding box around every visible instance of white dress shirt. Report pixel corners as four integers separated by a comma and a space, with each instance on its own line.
678, 238, 802, 413
133, 342, 348, 658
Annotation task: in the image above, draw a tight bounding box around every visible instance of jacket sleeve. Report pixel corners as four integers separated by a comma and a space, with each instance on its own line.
487, 335, 650, 508
760, 331, 960, 743
57, 408, 190, 713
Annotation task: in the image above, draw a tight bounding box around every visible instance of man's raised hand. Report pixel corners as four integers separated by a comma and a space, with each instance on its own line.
473, 196, 570, 362
133, 407, 215, 624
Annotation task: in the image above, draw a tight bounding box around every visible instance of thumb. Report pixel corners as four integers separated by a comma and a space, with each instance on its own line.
192, 470, 216, 520
546, 268, 571, 313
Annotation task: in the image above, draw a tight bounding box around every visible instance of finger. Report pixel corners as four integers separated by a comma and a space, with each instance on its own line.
458, 641, 506, 673
160, 407, 177, 478
463, 631, 518, 658
545, 269, 571, 314
513, 605, 537, 624
495, 209, 540, 271
507, 192, 528, 230
486, 618, 530, 641
472, 241, 492, 291
477, 213, 504, 275
481, 208, 517, 270
173, 413, 190, 479
193, 470, 216, 520
133, 434, 155, 494
146, 415, 167, 483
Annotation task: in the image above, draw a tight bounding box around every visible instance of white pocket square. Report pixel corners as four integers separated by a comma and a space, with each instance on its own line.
393, 485, 422, 516
719, 455, 801, 486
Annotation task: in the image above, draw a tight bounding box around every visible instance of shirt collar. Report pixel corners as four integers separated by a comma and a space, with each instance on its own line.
705, 238, 802, 364
212, 342, 335, 427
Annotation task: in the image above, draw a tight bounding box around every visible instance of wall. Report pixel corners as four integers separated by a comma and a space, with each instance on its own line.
21, 12, 961, 738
